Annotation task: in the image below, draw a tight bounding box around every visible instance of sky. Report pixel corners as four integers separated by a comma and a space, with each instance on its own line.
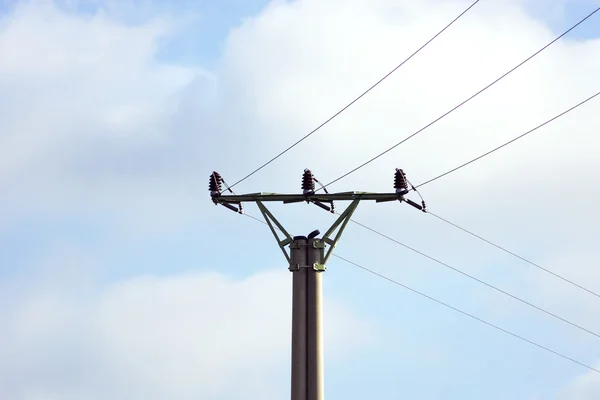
1, 0, 600, 398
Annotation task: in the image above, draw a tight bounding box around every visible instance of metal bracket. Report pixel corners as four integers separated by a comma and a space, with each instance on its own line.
318, 199, 360, 266
256, 199, 360, 271
310, 239, 326, 272
313, 263, 326, 271
256, 201, 293, 264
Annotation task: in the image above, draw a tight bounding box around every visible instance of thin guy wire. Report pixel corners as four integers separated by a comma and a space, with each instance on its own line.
225, 0, 482, 191
333, 254, 600, 374
241, 211, 600, 373
346, 217, 600, 339
320, 6, 600, 191
426, 211, 600, 299
416, 90, 600, 188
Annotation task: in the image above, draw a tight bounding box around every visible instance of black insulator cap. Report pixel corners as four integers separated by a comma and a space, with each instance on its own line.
209, 171, 223, 193
394, 168, 408, 190
302, 168, 315, 192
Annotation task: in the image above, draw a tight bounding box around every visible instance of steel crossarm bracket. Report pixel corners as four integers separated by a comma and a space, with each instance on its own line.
256, 201, 293, 263
318, 199, 360, 267
214, 191, 403, 204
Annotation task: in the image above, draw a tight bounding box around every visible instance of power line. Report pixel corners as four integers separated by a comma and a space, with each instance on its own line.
346, 217, 600, 339
245, 212, 270, 226
416, 90, 600, 188
426, 211, 600, 299
243, 211, 600, 374
225, 0, 482, 191
320, 6, 600, 191
251, 207, 600, 337
333, 254, 600, 375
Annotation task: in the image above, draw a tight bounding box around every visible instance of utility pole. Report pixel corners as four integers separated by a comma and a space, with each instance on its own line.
209, 169, 425, 400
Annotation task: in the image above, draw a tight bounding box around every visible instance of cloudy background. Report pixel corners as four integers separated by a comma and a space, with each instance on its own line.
1, 0, 600, 398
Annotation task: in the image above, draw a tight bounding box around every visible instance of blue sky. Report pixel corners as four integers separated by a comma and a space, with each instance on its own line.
523, 0, 600, 39
1, 0, 600, 399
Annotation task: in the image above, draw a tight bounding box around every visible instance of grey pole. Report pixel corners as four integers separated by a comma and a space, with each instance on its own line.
290, 237, 308, 400
251, 199, 361, 400
307, 237, 324, 400
290, 236, 325, 400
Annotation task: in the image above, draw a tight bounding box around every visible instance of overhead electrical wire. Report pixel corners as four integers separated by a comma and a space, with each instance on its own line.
242, 212, 600, 374
426, 211, 600, 299
415, 90, 600, 188
319, 6, 600, 192
224, 0, 482, 191
215, 4, 600, 379
404, 89, 600, 299
346, 217, 600, 339
245, 203, 600, 339
234, 86, 600, 341
334, 254, 600, 375
215, 92, 600, 308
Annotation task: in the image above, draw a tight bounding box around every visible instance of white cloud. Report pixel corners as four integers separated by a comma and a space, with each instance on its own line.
0, 0, 203, 234
0, 265, 373, 400
558, 365, 600, 400
4, 0, 597, 238
219, 0, 599, 184
2, 0, 600, 398
0, 2, 187, 162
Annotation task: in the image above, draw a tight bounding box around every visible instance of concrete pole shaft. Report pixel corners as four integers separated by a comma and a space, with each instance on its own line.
307, 266, 324, 400
291, 268, 308, 400
290, 237, 324, 400
291, 238, 308, 400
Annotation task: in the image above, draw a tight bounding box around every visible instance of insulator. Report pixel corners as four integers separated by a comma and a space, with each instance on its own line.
313, 200, 331, 212
421, 200, 427, 213
209, 171, 223, 194
405, 198, 423, 210
302, 169, 315, 193
221, 202, 239, 213
394, 168, 408, 193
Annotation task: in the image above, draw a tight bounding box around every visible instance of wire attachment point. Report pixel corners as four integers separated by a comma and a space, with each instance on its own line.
209, 171, 244, 213
394, 168, 428, 213
303, 169, 335, 213
405, 198, 424, 211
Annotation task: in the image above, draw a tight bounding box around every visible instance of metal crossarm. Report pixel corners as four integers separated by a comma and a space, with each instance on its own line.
213, 191, 404, 204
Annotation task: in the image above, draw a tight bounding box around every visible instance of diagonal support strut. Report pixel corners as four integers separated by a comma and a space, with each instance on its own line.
256, 201, 294, 263
256, 199, 360, 271
318, 199, 360, 269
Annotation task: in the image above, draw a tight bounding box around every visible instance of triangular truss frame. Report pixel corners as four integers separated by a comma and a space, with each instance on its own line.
256, 199, 360, 270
